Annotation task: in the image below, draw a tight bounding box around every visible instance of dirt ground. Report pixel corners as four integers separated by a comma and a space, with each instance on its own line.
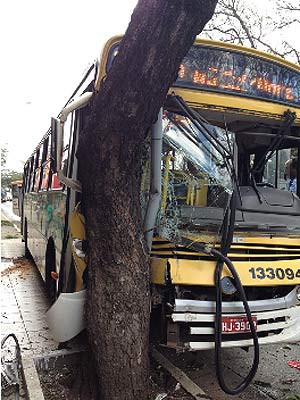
30, 345, 300, 400
38, 356, 192, 400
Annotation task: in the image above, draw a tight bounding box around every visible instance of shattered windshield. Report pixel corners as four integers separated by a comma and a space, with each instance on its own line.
163, 112, 233, 191
157, 111, 234, 244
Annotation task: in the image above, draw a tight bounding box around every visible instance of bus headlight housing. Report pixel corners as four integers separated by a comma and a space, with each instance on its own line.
72, 239, 87, 259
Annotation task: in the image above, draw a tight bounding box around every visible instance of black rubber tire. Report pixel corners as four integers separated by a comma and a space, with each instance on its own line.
24, 221, 31, 259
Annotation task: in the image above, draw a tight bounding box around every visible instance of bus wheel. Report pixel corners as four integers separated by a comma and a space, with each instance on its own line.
46, 242, 57, 304
24, 220, 31, 259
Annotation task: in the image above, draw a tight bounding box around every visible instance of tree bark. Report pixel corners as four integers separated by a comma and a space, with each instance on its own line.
77, 1, 218, 399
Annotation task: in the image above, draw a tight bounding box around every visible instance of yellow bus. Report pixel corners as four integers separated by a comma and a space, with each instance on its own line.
22, 37, 300, 357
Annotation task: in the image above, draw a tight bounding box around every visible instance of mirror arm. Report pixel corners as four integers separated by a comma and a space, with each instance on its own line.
52, 91, 93, 187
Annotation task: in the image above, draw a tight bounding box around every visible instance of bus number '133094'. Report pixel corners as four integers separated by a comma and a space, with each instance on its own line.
249, 267, 300, 280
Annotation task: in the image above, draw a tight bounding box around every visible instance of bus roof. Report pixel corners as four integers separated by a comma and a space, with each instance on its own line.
95, 36, 300, 125
25, 36, 300, 166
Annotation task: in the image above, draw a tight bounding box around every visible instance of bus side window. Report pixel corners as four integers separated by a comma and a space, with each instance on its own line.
48, 129, 63, 190
33, 168, 41, 192
61, 112, 73, 175
50, 130, 63, 190
25, 157, 33, 193
50, 112, 73, 191
29, 153, 37, 192
50, 173, 62, 190
41, 137, 51, 191
24, 165, 29, 193
33, 148, 42, 192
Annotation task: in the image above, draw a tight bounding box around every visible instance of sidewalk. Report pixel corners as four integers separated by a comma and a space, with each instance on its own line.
1, 208, 88, 399
1, 257, 57, 357
1, 225, 57, 399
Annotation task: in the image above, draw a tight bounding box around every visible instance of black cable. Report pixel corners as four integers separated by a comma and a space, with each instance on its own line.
169, 95, 260, 393
212, 248, 260, 394
181, 191, 259, 394
212, 191, 259, 395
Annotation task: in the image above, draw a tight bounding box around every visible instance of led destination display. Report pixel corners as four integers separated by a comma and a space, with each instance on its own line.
175, 45, 300, 107
106, 42, 300, 107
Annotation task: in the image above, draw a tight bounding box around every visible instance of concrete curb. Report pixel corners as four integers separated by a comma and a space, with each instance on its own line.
22, 356, 45, 400
21, 349, 85, 399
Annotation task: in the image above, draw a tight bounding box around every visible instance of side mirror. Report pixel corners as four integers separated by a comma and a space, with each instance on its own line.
51, 117, 63, 173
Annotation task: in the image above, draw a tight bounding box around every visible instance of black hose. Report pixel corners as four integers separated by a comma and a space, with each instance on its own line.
169, 94, 260, 393
212, 249, 260, 394
212, 191, 260, 395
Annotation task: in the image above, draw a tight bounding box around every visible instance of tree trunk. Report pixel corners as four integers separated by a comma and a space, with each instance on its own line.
77, 1, 217, 399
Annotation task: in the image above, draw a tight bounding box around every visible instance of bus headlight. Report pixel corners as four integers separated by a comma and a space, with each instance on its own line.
296, 286, 300, 302
221, 276, 237, 295
72, 239, 87, 259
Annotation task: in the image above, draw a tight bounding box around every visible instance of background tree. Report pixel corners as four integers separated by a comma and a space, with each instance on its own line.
77, 1, 218, 399
203, 0, 300, 63
1, 147, 8, 168
1, 170, 23, 189
1, 147, 23, 189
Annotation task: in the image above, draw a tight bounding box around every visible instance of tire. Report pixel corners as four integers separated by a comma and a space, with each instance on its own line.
24, 221, 31, 259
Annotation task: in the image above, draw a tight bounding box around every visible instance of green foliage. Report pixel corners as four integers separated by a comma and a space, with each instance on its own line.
1, 220, 14, 227
4, 234, 18, 239
1, 147, 8, 168
1, 146, 23, 189
1, 169, 23, 189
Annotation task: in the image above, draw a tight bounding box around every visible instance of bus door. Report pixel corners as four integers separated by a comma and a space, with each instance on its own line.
264, 147, 299, 197
11, 181, 23, 217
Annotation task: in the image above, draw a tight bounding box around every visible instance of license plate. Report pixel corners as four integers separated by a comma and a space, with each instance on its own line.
222, 316, 257, 334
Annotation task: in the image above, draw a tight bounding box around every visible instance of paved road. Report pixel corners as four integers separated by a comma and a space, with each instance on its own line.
161, 342, 300, 400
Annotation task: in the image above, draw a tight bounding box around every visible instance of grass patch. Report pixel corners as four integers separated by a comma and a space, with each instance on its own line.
1, 220, 13, 227
4, 234, 18, 239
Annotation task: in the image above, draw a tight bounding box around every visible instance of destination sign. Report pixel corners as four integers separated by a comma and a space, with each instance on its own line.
106, 42, 300, 107
175, 45, 300, 107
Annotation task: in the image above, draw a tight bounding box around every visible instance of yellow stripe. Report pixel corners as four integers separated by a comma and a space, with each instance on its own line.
180, 234, 300, 247
151, 258, 300, 286
152, 244, 176, 249
152, 241, 300, 252
150, 250, 300, 258
169, 88, 300, 124
244, 237, 300, 246
226, 245, 300, 251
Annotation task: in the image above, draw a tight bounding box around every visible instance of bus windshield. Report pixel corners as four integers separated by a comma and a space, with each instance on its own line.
158, 111, 235, 242
163, 111, 234, 192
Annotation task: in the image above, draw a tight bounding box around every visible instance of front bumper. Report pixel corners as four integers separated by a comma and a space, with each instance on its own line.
166, 287, 300, 350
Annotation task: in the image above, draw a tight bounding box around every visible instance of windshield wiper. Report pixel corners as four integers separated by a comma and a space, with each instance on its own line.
171, 95, 232, 160
169, 95, 241, 203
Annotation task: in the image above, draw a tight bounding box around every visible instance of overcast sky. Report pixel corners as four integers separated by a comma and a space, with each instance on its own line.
1, 0, 299, 171
1, 0, 137, 170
